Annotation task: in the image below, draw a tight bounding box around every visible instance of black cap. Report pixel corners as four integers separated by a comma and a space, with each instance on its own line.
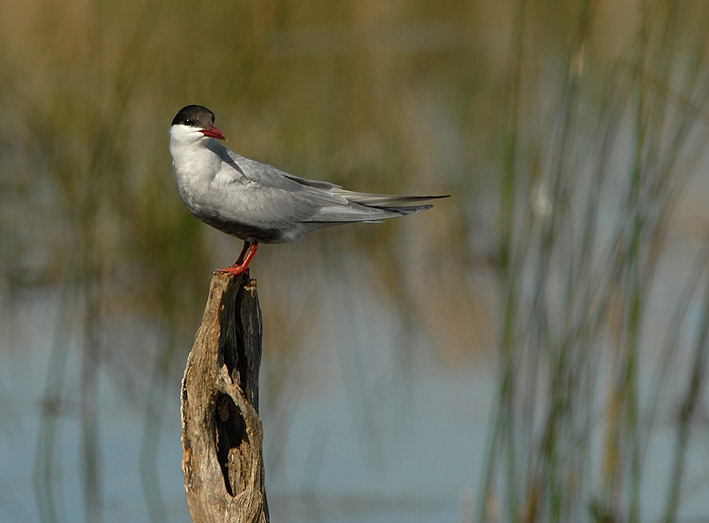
171, 105, 215, 128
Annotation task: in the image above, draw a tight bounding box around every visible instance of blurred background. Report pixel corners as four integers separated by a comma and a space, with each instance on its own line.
2, 0, 709, 521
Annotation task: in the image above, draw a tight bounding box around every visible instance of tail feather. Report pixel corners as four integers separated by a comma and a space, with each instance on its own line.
336, 190, 449, 208
304, 193, 447, 223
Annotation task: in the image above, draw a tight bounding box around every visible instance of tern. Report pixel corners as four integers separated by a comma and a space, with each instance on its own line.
169, 105, 448, 275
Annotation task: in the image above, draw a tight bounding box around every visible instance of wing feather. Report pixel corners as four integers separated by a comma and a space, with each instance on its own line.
219, 146, 447, 224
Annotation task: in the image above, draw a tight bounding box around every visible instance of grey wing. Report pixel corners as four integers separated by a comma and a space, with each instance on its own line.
223, 147, 446, 224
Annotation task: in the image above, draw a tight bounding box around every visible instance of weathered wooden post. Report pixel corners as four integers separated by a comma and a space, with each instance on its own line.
180, 272, 269, 522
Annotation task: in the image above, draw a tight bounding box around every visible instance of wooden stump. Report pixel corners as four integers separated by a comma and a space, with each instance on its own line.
181, 272, 269, 523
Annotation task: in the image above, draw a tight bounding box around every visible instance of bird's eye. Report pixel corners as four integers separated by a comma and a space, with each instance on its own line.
184, 119, 192, 125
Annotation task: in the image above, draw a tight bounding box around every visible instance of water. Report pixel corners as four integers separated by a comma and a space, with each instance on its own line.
0, 277, 492, 523
4, 251, 708, 522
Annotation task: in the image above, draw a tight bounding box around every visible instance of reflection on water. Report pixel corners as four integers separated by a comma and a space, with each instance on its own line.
1, 278, 490, 523
3, 240, 709, 522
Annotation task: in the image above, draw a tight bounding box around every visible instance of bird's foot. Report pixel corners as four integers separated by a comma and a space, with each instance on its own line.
215, 264, 250, 276
215, 242, 259, 276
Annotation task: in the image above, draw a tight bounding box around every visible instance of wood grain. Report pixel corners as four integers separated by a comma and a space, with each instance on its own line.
181, 272, 268, 523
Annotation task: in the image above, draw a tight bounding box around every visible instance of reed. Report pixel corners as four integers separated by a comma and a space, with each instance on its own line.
479, 1, 709, 521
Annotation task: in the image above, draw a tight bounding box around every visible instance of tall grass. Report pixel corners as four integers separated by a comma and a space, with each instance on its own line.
480, 1, 709, 521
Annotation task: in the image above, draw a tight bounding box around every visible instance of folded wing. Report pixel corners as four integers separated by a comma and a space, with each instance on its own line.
223, 147, 448, 224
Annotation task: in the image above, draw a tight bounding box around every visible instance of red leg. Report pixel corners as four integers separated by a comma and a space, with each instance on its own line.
216, 242, 259, 275
235, 241, 251, 265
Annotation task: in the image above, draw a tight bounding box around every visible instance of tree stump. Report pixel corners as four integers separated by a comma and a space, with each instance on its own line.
181, 272, 269, 522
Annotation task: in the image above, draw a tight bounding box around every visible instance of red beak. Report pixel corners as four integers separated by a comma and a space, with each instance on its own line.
201, 124, 226, 140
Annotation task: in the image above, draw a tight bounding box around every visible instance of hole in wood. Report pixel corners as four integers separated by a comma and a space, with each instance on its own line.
215, 393, 249, 497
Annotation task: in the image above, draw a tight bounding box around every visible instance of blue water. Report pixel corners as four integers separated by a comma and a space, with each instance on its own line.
3, 246, 709, 522
0, 285, 491, 523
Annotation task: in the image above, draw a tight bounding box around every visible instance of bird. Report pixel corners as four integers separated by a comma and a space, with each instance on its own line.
169, 105, 448, 275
